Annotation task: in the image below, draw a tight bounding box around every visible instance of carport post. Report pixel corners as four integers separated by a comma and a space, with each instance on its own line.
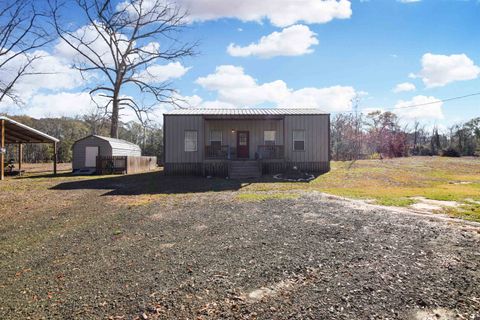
53, 142, 57, 175
1, 119, 4, 180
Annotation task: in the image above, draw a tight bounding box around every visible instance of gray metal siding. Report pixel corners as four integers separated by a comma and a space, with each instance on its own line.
164, 114, 329, 164
284, 115, 329, 162
165, 115, 204, 163
72, 136, 112, 169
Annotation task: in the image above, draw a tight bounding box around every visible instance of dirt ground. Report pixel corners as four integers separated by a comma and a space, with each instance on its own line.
1, 168, 480, 319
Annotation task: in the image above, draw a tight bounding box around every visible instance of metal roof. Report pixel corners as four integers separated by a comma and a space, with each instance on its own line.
164, 108, 329, 116
76, 135, 141, 152
0, 116, 60, 143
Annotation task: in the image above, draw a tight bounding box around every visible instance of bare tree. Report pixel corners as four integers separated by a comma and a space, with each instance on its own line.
0, 0, 50, 104
50, 0, 197, 138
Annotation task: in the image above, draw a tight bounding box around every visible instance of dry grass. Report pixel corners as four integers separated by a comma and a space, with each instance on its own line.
2, 157, 479, 222
242, 157, 480, 221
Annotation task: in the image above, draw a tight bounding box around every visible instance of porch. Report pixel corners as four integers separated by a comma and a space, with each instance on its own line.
203, 118, 286, 161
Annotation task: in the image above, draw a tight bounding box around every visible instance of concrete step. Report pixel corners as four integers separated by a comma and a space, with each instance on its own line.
230, 166, 260, 171
228, 160, 261, 179
230, 162, 259, 168
230, 173, 261, 179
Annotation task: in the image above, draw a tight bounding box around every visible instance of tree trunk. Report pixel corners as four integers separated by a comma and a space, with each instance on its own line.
110, 79, 121, 138
110, 98, 119, 138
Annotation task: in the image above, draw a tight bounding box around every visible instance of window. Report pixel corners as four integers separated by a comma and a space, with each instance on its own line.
184, 130, 197, 152
210, 130, 222, 146
293, 130, 305, 151
264, 130, 276, 145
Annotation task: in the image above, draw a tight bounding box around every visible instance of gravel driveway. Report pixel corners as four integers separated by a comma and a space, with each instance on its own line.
1, 187, 479, 319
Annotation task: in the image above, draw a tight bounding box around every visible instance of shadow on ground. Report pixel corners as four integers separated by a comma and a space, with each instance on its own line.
49, 171, 293, 195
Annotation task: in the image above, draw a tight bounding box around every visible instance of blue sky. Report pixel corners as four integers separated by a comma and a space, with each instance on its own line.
1, 0, 479, 130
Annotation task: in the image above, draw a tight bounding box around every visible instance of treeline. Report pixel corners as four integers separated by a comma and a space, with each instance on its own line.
3, 111, 479, 164
2, 115, 163, 163
331, 111, 480, 161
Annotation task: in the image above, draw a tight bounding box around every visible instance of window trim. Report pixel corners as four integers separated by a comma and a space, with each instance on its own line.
292, 130, 305, 151
184, 130, 198, 152
209, 130, 222, 145
264, 130, 276, 145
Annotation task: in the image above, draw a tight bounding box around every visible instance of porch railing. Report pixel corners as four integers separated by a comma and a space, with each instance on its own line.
205, 145, 284, 159
205, 145, 236, 159
257, 145, 284, 159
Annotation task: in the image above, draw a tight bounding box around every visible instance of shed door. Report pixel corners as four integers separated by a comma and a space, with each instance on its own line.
85, 146, 99, 167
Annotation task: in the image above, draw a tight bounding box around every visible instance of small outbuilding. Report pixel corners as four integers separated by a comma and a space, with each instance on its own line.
72, 135, 142, 172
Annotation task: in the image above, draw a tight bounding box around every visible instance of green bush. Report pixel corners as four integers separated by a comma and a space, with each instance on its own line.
441, 147, 461, 157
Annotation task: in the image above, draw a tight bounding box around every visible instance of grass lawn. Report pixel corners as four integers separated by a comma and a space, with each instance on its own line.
1, 157, 479, 222
240, 157, 480, 222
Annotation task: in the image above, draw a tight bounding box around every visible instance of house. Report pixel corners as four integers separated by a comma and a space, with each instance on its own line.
163, 108, 330, 178
72, 135, 143, 173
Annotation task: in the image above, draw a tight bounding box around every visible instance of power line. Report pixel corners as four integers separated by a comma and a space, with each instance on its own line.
331, 91, 480, 115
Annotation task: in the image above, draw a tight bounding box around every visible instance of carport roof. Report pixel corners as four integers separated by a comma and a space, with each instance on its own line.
0, 116, 60, 144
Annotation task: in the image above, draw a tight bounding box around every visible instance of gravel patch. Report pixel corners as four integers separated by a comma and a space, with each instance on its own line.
1, 190, 479, 319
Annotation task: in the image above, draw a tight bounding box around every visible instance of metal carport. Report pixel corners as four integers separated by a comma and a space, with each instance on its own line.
0, 116, 59, 180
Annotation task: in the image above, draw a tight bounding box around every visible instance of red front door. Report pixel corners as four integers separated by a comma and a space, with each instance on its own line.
237, 131, 249, 158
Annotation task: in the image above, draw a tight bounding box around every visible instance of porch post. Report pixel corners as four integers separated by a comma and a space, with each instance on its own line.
53, 142, 57, 175
18, 143, 22, 172
202, 116, 206, 176
283, 117, 287, 162
1, 119, 4, 180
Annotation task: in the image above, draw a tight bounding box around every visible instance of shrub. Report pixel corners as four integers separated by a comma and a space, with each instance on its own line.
441, 147, 461, 157
418, 146, 433, 156
369, 152, 382, 160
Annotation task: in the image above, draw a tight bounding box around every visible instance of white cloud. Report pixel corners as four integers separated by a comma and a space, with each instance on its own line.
116, 0, 351, 27
22, 92, 104, 118
196, 65, 289, 105
398, 0, 421, 3
281, 86, 356, 111
134, 62, 190, 83
394, 95, 444, 120
55, 24, 164, 72
0, 50, 85, 101
167, 93, 235, 110
393, 82, 416, 93
196, 65, 358, 111
227, 25, 318, 58
200, 100, 235, 109
55, 24, 130, 67
180, 0, 352, 27
408, 72, 417, 79
419, 53, 480, 88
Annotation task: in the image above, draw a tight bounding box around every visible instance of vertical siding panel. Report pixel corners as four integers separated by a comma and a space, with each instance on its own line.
165, 115, 204, 163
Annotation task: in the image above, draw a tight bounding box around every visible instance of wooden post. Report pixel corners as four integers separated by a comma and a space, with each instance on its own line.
1, 119, 4, 181
18, 143, 22, 172
53, 142, 57, 175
